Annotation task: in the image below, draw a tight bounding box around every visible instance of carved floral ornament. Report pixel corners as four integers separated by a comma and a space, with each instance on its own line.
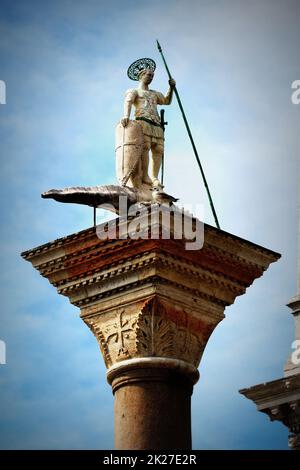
84, 297, 213, 369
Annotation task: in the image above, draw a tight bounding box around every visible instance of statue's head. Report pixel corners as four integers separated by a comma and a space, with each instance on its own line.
138, 68, 154, 85
127, 58, 156, 81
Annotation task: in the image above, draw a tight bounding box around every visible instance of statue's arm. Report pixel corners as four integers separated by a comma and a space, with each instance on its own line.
121, 89, 137, 127
161, 79, 176, 105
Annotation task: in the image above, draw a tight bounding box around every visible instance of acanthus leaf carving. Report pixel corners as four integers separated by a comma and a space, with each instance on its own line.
136, 298, 174, 357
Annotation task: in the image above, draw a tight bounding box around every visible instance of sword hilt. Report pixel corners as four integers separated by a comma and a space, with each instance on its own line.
160, 109, 168, 132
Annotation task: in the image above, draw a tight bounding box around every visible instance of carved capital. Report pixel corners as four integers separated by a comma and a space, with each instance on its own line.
83, 297, 211, 370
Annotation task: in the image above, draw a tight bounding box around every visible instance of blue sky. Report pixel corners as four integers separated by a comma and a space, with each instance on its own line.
0, 0, 299, 449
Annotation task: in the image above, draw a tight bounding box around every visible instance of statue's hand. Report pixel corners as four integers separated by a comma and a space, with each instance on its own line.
121, 117, 129, 127
169, 78, 176, 88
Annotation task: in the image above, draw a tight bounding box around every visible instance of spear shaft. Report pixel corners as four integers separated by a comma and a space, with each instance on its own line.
156, 40, 220, 230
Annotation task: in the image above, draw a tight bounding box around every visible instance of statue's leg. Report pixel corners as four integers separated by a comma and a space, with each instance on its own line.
150, 142, 164, 187
129, 157, 142, 188
141, 137, 153, 185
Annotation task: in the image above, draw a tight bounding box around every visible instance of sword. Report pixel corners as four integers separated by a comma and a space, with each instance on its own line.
160, 109, 168, 185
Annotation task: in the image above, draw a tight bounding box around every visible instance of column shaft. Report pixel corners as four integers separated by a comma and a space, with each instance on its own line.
111, 366, 193, 450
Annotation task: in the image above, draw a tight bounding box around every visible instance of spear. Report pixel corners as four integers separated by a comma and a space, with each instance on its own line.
156, 40, 220, 230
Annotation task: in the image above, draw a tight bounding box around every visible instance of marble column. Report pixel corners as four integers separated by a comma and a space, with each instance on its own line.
22, 209, 280, 449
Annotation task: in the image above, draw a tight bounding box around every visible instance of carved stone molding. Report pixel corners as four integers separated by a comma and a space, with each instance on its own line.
288, 432, 300, 451
240, 374, 300, 449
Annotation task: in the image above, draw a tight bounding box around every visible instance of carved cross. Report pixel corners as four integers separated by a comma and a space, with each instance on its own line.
106, 310, 132, 358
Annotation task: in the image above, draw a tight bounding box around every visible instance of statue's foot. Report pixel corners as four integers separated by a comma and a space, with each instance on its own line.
151, 178, 163, 190
142, 176, 153, 186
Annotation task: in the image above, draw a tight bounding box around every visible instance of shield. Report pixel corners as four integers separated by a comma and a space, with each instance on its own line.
115, 120, 144, 188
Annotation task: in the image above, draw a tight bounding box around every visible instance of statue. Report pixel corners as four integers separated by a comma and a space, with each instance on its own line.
41, 43, 220, 228
116, 58, 176, 189
42, 56, 179, 213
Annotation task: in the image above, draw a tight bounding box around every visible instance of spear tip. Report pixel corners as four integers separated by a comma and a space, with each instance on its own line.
156, 39, 162, 52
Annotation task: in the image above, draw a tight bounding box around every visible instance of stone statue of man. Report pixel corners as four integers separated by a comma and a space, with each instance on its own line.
121, 58, 176, 188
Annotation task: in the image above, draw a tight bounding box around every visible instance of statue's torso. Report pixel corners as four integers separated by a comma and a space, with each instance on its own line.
130, 89, 164, 125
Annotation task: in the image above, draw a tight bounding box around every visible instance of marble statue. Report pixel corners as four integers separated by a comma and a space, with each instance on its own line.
118, 58, 176, 189
42, 58, 178, 213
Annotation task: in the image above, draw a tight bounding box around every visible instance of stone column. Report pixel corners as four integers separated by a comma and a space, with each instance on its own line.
22, 210, 279, 449
109, 357, 196, 449
240, 181, 300, 450
285, 184, 300, 378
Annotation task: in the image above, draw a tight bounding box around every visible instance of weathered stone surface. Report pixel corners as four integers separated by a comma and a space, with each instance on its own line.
42, 184, 151, 212
112, 365, 193, 450
42, 184, 179, 213
115, 120, 144, 188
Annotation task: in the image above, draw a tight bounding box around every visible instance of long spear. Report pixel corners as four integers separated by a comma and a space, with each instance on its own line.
156, 40, 220, 230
